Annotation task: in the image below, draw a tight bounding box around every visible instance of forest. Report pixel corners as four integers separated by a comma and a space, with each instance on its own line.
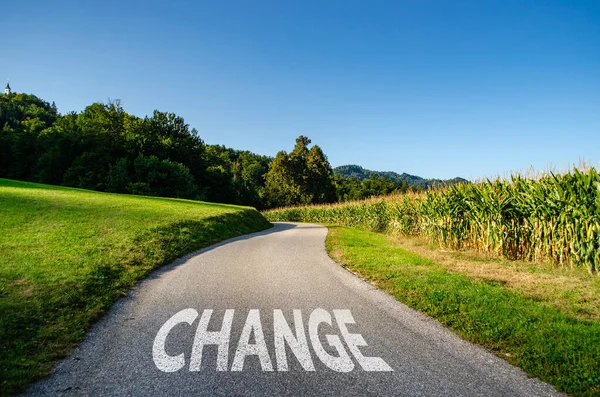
0, 92, 464, 209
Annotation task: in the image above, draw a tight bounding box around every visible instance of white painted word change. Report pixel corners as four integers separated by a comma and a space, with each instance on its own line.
153, 308, 393, 373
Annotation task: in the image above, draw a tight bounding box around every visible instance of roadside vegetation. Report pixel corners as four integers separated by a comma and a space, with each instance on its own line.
325, 226, 599, 396
0, 179, 271, 395
265, 166, 600, 274
265, 167, 600, 396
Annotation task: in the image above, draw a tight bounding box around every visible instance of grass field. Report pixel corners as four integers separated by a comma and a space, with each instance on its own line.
326, 226, 600, 397
0, 179, 271, 395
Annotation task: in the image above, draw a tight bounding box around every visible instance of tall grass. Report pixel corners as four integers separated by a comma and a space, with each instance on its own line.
265, 167, 600, 275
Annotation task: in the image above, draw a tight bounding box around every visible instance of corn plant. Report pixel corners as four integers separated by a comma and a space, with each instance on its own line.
264, 167, 600, 275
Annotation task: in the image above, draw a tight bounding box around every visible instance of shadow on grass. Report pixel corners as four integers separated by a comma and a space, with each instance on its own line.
0, 178, 253, 211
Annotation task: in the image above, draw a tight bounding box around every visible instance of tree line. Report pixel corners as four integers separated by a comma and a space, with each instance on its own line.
334, 164, 469, 191
0, 92, 425, 209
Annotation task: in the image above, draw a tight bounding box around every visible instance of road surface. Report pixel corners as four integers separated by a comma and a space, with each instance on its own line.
27, 223, 562, 396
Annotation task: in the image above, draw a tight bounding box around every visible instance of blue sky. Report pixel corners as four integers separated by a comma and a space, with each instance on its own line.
2, 0, 599, 180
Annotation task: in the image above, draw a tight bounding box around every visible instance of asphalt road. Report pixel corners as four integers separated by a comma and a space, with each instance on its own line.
27, 223, 563, 396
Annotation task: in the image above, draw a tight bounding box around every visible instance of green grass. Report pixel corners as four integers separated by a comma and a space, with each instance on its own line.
326, 226, 600, 397
0, 178, 272, 395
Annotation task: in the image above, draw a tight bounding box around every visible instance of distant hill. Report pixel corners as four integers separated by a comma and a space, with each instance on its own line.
333, 165, 469, 190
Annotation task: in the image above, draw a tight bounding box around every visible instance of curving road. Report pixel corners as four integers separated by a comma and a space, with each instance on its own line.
27, 223, 562, 396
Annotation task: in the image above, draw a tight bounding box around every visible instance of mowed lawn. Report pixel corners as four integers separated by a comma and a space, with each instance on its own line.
0, 179, 271, 395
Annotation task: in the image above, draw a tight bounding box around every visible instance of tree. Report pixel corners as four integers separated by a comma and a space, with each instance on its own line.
141, 110, 206, 184
203, 145, 234, 203
0, 93, 59, 179
33, 124, 78, 184
131, 155, 197, 199
264, 136, 335, 208
264, 151, 300, 207
230, 150, 271, 208
306, 145, 336, 203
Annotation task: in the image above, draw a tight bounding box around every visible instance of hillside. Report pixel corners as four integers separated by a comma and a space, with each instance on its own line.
0, 179, 271, 395
334, 164, 469, 189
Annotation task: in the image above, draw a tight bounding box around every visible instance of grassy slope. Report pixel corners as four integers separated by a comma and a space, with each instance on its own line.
325, 226, 600, 397
0, 179, 271, 395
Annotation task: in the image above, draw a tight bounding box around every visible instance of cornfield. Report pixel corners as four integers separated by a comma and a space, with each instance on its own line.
264, 167, 600, 275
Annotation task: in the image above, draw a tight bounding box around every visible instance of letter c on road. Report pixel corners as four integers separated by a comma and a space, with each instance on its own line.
153, 308, 199, 372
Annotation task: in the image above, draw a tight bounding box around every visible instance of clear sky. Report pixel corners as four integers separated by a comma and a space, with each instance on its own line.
2, 0, 599, 180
